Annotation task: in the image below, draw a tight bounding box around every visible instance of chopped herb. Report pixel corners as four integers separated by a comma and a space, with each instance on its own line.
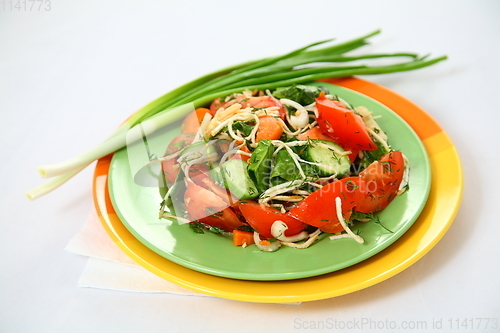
208, 226, 224, 234
189, 222, 206, 234
235, 225, 254, 232
272, 85, 330, 106
374, 217, 393, 233
232, 121, 254, 137
248, 140, 274, 192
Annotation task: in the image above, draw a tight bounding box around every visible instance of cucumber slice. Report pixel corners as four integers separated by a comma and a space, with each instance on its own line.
303, 140, 351, 176
207, 164, 225, 187
218, 159, 259, 200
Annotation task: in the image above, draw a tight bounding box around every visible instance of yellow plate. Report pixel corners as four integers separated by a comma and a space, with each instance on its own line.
92, 77, 463, 303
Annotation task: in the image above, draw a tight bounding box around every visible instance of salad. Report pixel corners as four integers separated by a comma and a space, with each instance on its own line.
158, 85, 409, 252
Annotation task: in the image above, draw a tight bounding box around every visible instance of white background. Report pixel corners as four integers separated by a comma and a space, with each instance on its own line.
1, 0, 499, 332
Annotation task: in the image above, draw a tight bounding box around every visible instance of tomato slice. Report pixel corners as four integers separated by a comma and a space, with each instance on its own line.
319, 210, 353, 234
244, 95, 285, 119
187, 164, 236, 204
356, 150, 405, 213
316, 95, 377, 151
237, 201, 306, 239
165, 133, 195, 155
209, 97, 225, 115
345, 146, 360, 163
161, 158, 179, 184
296, 125, 334, 141
161, 134, 194, 183
184, 181, 244, 231
181, 108, 211, 134
287, 177, 366, 233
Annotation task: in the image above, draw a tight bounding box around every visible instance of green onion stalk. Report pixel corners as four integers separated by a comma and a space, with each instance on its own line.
26, 30, 447, 200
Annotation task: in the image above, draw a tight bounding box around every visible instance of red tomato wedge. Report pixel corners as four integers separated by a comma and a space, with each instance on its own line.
164, 133, 195, 155
161, 134, 194, 183
184, 181, 244, 231
187, 164, 236, 204
181, 108, 211, 134
296, 126, 333, 141
316, 95, 377, 151
161, 158, 179, 184
345, 147, 359, 163
287, 177, 366, 233
356, 150, 405, 213
237, 201, 306, 239
319, 211, 352, 234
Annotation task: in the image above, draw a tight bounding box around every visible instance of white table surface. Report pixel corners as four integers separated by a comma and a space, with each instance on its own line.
1, 1, 499, 332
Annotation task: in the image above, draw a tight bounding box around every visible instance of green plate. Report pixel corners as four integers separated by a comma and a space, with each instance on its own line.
107, 82, 431, 281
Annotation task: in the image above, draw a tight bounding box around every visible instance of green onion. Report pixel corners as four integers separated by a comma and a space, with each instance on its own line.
26, 30, 447, 200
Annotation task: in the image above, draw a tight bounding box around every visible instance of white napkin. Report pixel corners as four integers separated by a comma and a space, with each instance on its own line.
65, 211, 208, 296
66, 211, 302, 304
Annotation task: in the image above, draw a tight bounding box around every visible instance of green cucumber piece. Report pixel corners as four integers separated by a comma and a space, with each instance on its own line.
303, 140, 351, 176
218, 159, 259, 200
